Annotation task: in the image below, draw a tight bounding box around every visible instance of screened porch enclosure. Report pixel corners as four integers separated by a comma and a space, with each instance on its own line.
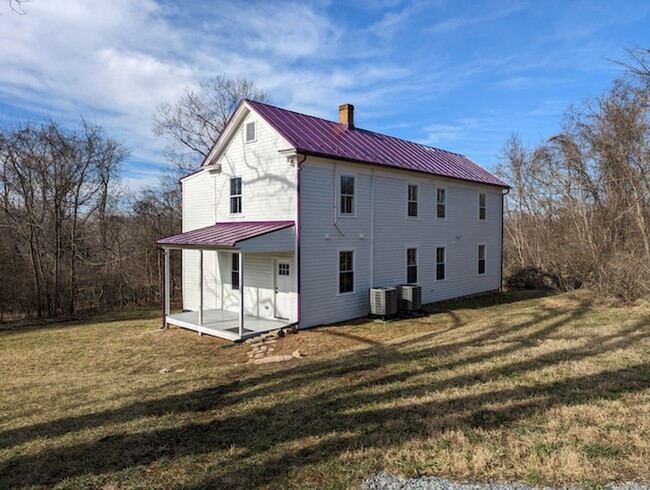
157, 221, 297, 341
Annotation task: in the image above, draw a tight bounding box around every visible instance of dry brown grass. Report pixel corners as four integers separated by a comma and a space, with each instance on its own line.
1, 291, 649, 489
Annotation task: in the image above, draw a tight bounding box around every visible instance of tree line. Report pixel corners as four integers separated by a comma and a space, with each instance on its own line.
498, 47, 650, 300
0, 77, 268, 320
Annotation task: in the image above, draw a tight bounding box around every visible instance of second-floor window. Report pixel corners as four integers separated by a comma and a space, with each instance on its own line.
479, 193, 486, 221
339, 175, 355, 216
230, 177, 242, 214
232, 253, 240, 289
407, 247, 418, 283
407, 184, 418, 217
436, 187, 446, 219
436, 246, 446, 281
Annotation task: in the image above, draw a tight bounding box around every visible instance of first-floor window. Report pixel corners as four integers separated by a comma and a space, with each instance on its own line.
436, 246, 446, 281
478, 245, 486, 275
407, 247, 418, 283
339, 250, 354, 293
232, 253, 240, 289
230, 177, 242, 214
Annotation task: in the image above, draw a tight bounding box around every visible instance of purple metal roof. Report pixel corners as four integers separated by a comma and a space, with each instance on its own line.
157, 221, 294, 248
244, 100, 509, 188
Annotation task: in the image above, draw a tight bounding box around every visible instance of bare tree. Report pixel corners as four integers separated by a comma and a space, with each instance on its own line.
153, 75, 270, 175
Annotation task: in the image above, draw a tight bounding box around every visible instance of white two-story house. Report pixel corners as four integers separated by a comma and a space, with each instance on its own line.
158, 100, 510, 341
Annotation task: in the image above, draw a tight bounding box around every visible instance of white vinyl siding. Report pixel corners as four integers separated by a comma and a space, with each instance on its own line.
299, 157, 503, 328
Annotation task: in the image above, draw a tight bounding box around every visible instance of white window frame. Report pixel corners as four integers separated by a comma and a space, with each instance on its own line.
230, 176, 242, 216
478, 192, 487, 221
436, 186, 447, 221
231, 252, 240, 290
478, 243, 487, 276
338, 173, 356, 218
435, 245, 446, 282
244, 120, 256, 143
406, 183, 419, 219
406, 245, 418, 284
338, 248, 355, 295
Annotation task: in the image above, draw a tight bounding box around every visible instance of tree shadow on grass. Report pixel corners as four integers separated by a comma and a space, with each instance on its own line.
1, 303, 649, 488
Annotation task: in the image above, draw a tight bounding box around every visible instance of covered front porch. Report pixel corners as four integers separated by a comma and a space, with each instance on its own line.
158, 221, 297, 341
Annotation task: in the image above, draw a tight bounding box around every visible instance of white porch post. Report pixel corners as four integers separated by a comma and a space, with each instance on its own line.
198, 249, 204, 326
239, 251, 244, 337
164, 249, 170, 318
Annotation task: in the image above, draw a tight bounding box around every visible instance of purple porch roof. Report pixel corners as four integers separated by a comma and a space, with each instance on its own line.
157, 221, 294, 248
242, 100, 509, 188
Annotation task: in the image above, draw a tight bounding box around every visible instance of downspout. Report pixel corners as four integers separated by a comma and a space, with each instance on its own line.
500, 188, 510, 292
296, 153, 307, 329
333, 163, 345, 235
370, 169, 375, 288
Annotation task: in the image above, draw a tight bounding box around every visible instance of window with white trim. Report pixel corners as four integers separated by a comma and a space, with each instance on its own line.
436, 246, 446, 281
436, 187, 446, 219
230, 177, 242, 214
339, 175, 355, 216
406, 247, 418, 283
479, 193, 486, 221
245, 121, 256, 142
407, 184, 418, 218
339, 250, 354, 293
232, 253, 240, 289
478, 245, 486, 275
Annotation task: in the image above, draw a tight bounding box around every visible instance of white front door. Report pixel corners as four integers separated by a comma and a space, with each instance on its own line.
274, 260, 291, 320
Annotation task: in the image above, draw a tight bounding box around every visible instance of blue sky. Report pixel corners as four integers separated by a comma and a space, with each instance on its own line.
1, 0, 649, 189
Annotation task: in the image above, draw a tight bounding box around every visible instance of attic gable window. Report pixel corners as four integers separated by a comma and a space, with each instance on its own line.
230, 177, 242, 215
245, 121, 256, 142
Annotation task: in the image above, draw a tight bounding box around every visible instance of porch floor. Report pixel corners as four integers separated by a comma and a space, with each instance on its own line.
166, 309, 292, 341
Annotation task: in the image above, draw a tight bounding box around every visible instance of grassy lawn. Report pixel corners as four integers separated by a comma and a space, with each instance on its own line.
1, 290, 649, 489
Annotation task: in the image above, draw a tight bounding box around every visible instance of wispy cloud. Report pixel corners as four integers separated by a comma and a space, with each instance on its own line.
427, 3, 522, 34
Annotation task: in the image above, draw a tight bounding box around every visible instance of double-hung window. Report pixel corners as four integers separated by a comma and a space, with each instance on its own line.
339, 175, 355, 216
232, 253, 240, 289
406, 248, 418, 283
436, 187, 446, 219
478, 193, 486, 221
407, 184, 418, 218
230, 177, 242, 215
436, 246, 446, 281
478, 245, 486, 275
339, 250, 354, 293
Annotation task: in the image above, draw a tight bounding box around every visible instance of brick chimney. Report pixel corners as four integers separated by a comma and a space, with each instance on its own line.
338, 103, 354, 128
